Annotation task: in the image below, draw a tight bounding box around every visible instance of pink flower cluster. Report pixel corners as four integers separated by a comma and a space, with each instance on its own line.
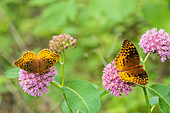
49, 33, 77, 53
139, 28, 170, 62
102, 60, 135, 97
18, 66, 57, 97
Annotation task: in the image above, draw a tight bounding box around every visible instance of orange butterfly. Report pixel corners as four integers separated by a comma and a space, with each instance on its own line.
15, 49, 60, 75
115, 40, 148, 85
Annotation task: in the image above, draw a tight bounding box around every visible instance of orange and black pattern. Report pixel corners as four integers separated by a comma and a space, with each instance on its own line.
15, 49, 60, 75
115, 39, 148, 85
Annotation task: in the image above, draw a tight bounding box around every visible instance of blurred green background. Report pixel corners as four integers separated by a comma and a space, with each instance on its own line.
0, 0, 170, 113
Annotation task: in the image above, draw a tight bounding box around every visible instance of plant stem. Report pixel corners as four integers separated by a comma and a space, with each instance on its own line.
141, 52, 151, 113
61, 50, 65, 86
51, 81, 73, 113
51, 81, 62, 90
52, 51, 72, 112
100, 90, 109, 98
143, 53, 150, 69
142, 86, 151, 113
63, 93, 73, 113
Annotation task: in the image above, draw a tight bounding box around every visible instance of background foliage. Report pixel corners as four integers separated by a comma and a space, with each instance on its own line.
0, 0, 170, 113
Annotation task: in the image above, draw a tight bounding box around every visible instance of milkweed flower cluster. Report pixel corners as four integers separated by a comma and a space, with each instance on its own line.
102, 60, 135, 97
139, 28, 170, 62
49, 33, 77, 53
18, 66, 57, 97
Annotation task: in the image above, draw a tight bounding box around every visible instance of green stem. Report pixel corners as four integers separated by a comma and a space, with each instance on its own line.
100, 90, 109, 98
60, 51, 72, 112
141, 52, 151, 113
51, 81, 62, 90
61, 50, 65, 86
51, 81, 73, 113
63, 93, 73, 113
142, 86, 151, 113
143, 52, 150, 69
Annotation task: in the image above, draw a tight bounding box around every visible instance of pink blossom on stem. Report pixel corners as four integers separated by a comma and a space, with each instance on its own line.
102, 60, 135, 97
139, 28, 170, 62
18, 66, 57, 97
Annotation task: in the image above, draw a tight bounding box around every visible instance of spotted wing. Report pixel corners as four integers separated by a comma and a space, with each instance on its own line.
119, 68, 148, 85
115, 39, 140, 71
38, 49, 60, 74
15, 52, 38, 73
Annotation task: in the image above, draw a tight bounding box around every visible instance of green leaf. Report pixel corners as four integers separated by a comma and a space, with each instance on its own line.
62, 101, 70, 113
91, 83, 98, 89
5, 68, 20, 78
62, 80, 101, 113
147, 84, 170, 113
149, 96, 159, 107
62, 101, 81, 113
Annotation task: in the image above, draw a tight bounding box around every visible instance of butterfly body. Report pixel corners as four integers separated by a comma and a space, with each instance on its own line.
15, 49, 60, 75
115, 40, 148, 85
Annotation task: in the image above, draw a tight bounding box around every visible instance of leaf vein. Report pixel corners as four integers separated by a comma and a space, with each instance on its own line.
65, 86, 90, 113
147, 86, 170, 106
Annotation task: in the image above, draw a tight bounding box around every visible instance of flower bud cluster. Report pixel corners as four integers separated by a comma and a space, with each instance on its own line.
49, 33, 77, 53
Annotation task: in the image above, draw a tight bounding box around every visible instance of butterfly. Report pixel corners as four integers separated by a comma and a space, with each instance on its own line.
15, 49, 60, 75
115, 39, 148, 85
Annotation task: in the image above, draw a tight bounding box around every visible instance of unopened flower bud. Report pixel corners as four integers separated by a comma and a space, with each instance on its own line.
70, 42, 74, 46
53, 36, 57, 40
60, 43, 63, 46
53, 48, 57, 51
57, 50, 61, 53
64, 45, 68, 49
65, 37, 69, 41
60, 47, 63, 51
73, 39, 77, 43
70, 37, 74, 41
49, 44, 52, 47
63, 41, 66, 45
49, 40, 53, 44
49, 34, 77, 52
50, 47, 53, 50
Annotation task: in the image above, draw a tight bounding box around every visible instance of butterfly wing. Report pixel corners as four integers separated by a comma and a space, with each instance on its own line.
119, 68, 148, 85
115, 39, 140, 71
38, 49, 60, 74
15, 52, 38, 73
